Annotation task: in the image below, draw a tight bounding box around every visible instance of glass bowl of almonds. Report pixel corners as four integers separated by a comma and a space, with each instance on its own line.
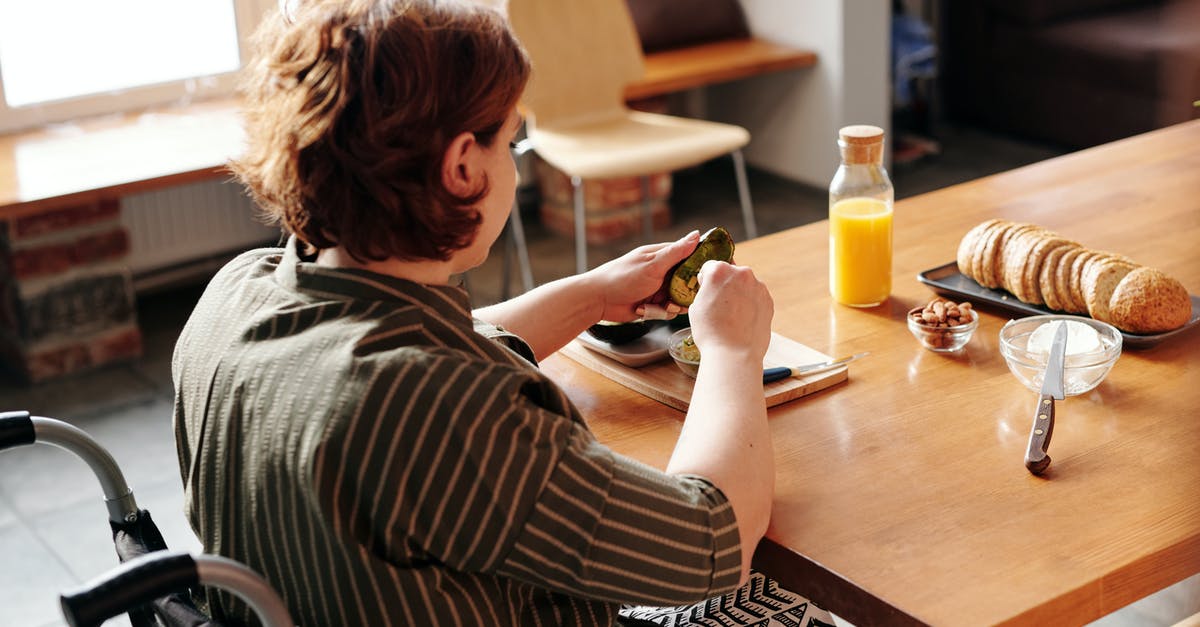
907, 297, 978, 352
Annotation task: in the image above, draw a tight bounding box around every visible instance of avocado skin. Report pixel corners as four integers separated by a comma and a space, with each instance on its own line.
585, 320, 651, 345
667, 227, 735, 306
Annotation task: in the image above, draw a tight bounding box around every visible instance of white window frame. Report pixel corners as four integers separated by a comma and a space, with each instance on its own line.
0, 0, 276, 135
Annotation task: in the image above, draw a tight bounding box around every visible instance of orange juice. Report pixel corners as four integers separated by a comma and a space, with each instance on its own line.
829, 197, 892, 306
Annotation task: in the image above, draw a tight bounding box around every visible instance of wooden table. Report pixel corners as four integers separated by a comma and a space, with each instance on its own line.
541, 120, 1200, 626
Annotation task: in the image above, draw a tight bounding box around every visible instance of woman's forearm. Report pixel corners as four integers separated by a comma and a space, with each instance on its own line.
474, 272, 603, 361
666, 348, 775, 585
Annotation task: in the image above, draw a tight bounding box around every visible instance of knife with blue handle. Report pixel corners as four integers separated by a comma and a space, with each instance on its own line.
762, 352, 869, 384
1025, 322, 1068, 475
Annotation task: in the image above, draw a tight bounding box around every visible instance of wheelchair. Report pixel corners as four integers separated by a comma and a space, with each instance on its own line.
0, 410, 292, 627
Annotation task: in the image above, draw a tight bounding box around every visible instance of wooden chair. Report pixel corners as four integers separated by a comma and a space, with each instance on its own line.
506, 0, 758, 276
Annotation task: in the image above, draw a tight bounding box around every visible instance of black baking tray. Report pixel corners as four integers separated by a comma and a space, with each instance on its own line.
916, 261, 1200, 349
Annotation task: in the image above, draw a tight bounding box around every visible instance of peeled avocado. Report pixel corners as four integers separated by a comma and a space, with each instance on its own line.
667, 227, 735, 306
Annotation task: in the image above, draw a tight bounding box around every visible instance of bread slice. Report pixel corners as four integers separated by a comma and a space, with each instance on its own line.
980, 221, 1025, 289
1083, 256, 1139, 323
1108, 267, 1193, 333
1053, 245, 1085, 313
1021, 236, 1073, 305
1003, 227, 1051, 303
970, 221, 1007, 287
1039, 243, 1074, 312
998, 227, 1056, 302
1067, 249, 1099, 314
957, 220, 1001, 282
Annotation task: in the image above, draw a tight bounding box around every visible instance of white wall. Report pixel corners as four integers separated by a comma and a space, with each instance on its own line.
706, 1, 891, 188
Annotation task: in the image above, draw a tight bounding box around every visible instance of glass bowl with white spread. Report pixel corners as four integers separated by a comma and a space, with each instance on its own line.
999, 315, 1122, 396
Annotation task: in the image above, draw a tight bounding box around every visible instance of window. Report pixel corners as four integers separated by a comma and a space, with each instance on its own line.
0, 0, 274, 134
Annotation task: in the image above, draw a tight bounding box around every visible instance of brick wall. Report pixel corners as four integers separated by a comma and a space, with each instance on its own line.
0, 199, 143, 383
535, 159, 672, 244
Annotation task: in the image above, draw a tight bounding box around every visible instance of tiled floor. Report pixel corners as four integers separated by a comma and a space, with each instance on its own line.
2, 123, 1196, 626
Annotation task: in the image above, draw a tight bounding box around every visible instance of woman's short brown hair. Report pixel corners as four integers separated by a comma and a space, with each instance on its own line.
231, 0, 531, 262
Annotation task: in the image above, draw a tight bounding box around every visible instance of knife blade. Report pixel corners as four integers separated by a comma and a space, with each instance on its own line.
1025, 322, 1068, 475
762, 352, 869, 384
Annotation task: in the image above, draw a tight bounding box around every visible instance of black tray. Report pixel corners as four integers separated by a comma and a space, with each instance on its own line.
916, 261, 1200, 349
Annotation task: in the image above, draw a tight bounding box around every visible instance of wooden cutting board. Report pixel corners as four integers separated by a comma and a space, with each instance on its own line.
560, 332, 849, 412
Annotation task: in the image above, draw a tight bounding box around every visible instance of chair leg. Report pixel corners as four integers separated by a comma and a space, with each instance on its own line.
507, 200, 534, 294
641, 176, 653, 243
572, 175, 587, 274
731, 149, 758, 239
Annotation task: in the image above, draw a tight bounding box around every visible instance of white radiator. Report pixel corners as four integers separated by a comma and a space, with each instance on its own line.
120, 180, 279, 291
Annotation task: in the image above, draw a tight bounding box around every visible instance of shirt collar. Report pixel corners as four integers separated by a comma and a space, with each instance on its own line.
275, 235, 474, 321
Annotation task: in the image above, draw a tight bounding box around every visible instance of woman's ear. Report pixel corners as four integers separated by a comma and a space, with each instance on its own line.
442, 131, 480, 195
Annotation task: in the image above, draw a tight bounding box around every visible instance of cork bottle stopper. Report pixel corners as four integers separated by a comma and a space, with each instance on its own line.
838, 125, 885, 164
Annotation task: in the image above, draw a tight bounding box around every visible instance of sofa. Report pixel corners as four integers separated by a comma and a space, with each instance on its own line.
940, 0, 1200, 149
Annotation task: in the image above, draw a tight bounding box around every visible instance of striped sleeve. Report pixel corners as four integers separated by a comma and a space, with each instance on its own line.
496, 424, 743, 607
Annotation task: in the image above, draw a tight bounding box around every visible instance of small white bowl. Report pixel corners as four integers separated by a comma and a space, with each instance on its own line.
667, 327, 700, 378
999, 314, 1122, 396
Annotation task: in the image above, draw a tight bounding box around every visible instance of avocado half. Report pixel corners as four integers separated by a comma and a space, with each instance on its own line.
667, 226, 735, 306
585, 320, 652, 345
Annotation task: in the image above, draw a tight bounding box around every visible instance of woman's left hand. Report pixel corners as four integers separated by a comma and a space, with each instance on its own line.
587, 230, 700, 322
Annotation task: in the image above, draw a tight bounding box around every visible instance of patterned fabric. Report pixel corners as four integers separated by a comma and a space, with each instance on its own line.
172, 237, 743, 626
621, 571, 836, 627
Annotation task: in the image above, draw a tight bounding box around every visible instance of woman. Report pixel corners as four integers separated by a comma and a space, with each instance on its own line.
173, 1, 777, 624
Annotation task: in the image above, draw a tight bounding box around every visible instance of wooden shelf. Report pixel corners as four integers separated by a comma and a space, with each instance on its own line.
626, 38, 817, 102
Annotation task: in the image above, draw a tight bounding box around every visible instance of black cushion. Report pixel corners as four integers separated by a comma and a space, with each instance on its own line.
981, 0, 1154, 25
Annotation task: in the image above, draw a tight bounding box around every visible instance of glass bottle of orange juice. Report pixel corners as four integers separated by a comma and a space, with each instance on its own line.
829, 125, 893, 307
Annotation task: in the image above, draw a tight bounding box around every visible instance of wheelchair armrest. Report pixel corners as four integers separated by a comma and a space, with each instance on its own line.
60, 551, 294, 627
0, 411, 35, 450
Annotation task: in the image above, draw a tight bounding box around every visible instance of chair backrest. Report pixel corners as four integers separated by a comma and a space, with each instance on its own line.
506, 0, 644, 128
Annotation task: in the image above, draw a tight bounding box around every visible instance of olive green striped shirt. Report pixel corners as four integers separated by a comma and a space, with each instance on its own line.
172, 238, 742, 626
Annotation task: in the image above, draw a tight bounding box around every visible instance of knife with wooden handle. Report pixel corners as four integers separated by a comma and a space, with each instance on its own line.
1025, 322, 1068, 475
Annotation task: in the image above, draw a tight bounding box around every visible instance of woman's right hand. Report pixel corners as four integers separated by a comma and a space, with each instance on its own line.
685, 260, 774, 364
